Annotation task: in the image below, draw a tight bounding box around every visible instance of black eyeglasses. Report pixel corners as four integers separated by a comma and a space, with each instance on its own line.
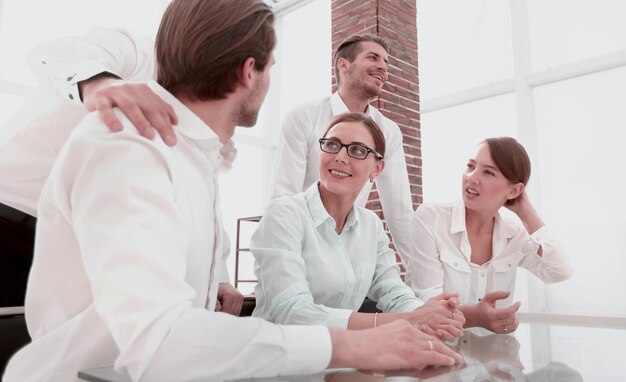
319, 138, 383, 160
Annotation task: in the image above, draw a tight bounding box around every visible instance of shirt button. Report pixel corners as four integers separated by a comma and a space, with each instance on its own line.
41, 60, 47, 64
68, 94, 74, 100
67, 75, 75, 81
508, 264, 512, 267
454, 262, 458, 267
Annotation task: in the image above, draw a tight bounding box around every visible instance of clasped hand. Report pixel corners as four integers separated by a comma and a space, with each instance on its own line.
407, 293, 465, 340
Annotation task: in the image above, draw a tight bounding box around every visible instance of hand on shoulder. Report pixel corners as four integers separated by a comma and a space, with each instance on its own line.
80, 74, 178, 146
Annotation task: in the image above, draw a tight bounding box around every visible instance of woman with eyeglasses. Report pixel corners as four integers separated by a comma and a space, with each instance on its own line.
251, 112, 465, 340
404, 137, 573, 334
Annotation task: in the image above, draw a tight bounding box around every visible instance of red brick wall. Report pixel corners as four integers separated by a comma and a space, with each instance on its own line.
331, 0, 421, 257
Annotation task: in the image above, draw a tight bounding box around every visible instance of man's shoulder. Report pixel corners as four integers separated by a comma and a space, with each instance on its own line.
70, 110, 169, 155
369, 105, 400, 128
281, 96, 332, 137
66, 111, 110, 143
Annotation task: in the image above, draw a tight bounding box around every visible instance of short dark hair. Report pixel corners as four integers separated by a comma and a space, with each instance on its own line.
322, 112, 385, 159
333, 34, 389, 85
482, 137, 531, 205
156, 0, 276, 100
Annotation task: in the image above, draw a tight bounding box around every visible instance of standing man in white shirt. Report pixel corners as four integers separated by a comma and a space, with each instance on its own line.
271, 34, 414, 263
3, 1, 461, 381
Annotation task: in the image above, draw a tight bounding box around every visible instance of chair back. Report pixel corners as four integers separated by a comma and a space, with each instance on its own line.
0, 307, 30, 376
0, 203, 36, 374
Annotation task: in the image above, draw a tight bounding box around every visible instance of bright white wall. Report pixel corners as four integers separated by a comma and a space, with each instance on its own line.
0, 0, 168, 126
0, 0, 166, 86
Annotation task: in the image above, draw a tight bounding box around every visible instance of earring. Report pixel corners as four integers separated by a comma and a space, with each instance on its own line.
369, 177, 375, 183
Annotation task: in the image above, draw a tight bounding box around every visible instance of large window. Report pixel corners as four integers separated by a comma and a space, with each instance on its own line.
417, 0, 626, 317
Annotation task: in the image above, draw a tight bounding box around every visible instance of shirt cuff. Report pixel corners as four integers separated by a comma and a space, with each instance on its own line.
218, 260, 230, 283
416, 286, 442, 302
48, 60, 120, 105
279, 325, 332, 375
403, 299, 424, 311
529, 225, 552, 243
325, 308, 354, 329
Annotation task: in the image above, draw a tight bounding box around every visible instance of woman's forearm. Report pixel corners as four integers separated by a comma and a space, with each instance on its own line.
347, 311, 405, 330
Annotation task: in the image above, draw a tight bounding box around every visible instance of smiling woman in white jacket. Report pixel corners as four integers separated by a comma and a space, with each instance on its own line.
404, 137, 573, 334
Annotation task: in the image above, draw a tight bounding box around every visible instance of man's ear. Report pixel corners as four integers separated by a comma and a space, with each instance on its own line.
506, 183, 524, 201
336, 57, 349, 75
239, 57, 256, 89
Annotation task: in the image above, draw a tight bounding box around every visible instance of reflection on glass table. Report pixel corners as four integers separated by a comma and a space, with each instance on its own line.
78, 319, 626, 382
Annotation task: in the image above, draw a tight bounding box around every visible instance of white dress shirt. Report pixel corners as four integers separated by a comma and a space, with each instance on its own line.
0, 27, 235, 281
252, 184, 423, 329
404, 201, 573, 307
271, 93, 414, 262
3, 83, 331, 382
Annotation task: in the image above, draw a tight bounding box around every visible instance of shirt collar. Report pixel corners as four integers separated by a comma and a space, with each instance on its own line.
305, 183, 359, 231
147, 81, 224, 159
450, 200, 467, 235
451, 200, 516, 240
330, 92, 373, 117
344, 205, 359, 231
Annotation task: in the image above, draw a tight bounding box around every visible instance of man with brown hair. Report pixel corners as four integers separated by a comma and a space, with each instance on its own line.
0, 10, 244, 318
3, 1, 460, 381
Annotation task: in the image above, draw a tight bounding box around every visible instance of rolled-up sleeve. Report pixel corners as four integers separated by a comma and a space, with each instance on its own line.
518, 225, 573, 283
28, 27, 154, 104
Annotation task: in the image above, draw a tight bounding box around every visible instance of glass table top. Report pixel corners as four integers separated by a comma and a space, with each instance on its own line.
78, 317, 626, 382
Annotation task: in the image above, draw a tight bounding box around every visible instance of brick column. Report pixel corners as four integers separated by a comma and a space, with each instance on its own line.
332, 0, 422, 257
